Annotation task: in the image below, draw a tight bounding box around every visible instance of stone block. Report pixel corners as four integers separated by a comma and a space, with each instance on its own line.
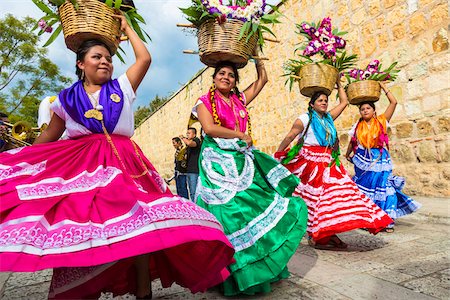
395, 122, 413, 138
337, 3, 348, 16
350, 0, 364, 10
339, 133, 349, 145
377, 31, 389, 49
367, 0, 381, 16
351, 8, 366, 25
406, 80, 426, 99
386, 5, 408, 26
418, 0, 433, 8
417, 140, 438, 162
406, 61, 428, 78
432, 28, 449, 53
426, 71, 450, 94
391, 144, 415, 162
409, 13, 428, 36
407, 0, 419, 14
424, 96, 443, 114
416, 120, 434, 136
437, 116, 450, 133
363, 37, 377, 56
392, 23, 407, 40
383, 0, 396, 9
362, 22, 375, 36
430, 3, 448, 27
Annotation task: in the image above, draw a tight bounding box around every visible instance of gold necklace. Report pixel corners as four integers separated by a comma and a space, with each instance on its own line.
84, 89, 104, 121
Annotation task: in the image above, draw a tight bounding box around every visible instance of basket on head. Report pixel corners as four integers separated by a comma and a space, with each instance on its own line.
59, 0, 121, 54
298, 63, 338, 97
197, 19, 258, 69
347, 80, 381, 105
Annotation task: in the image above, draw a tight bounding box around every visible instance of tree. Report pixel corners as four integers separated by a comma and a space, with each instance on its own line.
0, 14, 71, 125
134, 94, 169, 128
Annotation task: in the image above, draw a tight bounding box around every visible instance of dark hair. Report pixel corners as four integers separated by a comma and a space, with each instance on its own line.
75, 39, 112, 80
213, 61, 239, 83
308, 91, 328, 107
187, 127, 197, 135
0, 112, 8, 118
358, 101, 376, 110
172, 137, 182, 143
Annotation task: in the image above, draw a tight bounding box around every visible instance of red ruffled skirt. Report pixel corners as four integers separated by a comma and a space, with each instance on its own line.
275, 146, 392, 241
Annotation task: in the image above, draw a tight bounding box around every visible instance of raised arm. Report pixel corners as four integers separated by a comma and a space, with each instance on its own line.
197, 103, 253, 146
379, 82, 397, 122
243, 59, 268, 105
329, 78, 349, 120
345, 141, 354, 162
277, 119, 304, 152
115, 15, 151, 92
34, 114, 66, 144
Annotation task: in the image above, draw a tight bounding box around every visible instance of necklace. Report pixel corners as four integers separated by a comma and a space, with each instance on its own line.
84, 88, 104, 121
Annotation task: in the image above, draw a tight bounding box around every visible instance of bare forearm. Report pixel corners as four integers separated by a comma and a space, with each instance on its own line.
124, 26, 151, 65
203, 125, 244, 139
277, 134, 296, 152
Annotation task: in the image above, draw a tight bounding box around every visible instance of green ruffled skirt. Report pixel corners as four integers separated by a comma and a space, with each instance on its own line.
195, 136, 308, 296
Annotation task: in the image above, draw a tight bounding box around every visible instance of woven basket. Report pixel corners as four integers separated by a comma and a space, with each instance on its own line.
197, 19, 258, 69
59, 0, 121, 54
298, 63, 338, 97
347, 80, 381, 105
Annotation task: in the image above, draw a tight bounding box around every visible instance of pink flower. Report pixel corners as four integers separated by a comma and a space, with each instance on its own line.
38, 19, 53, 33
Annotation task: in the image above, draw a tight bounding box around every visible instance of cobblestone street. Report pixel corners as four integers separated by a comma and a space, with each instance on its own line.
1, 197, 449, 300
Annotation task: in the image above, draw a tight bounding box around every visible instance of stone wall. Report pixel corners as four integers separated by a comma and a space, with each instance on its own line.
133, 0, 450, 197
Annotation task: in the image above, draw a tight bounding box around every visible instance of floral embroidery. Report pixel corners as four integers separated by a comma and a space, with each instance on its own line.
16, 166, 122, 200
198, 146, 254, 204
0, 161, 47, 182
266, 164, 292, 189
0, 199, 219, 253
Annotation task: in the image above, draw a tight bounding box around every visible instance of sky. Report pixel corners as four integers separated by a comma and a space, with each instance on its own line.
1, 0, 279, 110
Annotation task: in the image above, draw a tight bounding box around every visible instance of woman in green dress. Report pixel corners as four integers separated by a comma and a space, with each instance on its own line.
192, 60, 308, 296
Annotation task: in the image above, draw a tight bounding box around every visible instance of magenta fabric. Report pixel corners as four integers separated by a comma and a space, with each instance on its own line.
199, 91, 248, 131
0, 134, 234, 298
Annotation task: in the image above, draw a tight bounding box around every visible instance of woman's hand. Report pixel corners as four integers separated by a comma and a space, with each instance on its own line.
113, 14, 130, 32
239, 132, 253, 147
379, 81, 388, 92
345, 153, 354, 163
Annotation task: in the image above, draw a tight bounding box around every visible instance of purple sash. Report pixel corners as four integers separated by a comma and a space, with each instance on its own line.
59, 80, 124, 133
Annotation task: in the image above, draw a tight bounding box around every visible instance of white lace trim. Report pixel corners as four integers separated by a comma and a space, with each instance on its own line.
16, 165, 122, 200
0, 161, 47, 181
198, 146, 254, 205
0, 198, 222, 254
266, 164, 292, 189
227, 194, 289, 252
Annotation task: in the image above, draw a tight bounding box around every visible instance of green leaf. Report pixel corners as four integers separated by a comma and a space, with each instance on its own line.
105, 0, 113, 8
238, 21, 250, 41
115, 49, 126, 64
43, 24, 62, 47
31, 0, 54, 15
114, 0, 122, 10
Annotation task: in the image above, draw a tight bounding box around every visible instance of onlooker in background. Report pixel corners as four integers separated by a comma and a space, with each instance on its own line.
180, 127, 201, 201
166, 137, 189, 199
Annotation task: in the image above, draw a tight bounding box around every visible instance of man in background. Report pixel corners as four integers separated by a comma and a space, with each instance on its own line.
166, 137, 189, 199
180, 127, 201, 201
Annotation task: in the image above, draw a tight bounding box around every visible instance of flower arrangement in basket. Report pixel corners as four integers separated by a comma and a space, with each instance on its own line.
343, 60, 400, 105
284, 17, 357, 96
179, 0, 283, 68
31, 0, 149, 62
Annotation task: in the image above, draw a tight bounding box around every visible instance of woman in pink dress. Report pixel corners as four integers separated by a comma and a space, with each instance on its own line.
0, 15, 234, 299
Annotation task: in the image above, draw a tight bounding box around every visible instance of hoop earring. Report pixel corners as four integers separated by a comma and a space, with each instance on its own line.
211, 82, 216, 89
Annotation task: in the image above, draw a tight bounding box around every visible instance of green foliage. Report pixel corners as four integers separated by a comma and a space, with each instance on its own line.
0, 14, 72, 125
179, 0, 216, 27
134, 95, 170, 128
